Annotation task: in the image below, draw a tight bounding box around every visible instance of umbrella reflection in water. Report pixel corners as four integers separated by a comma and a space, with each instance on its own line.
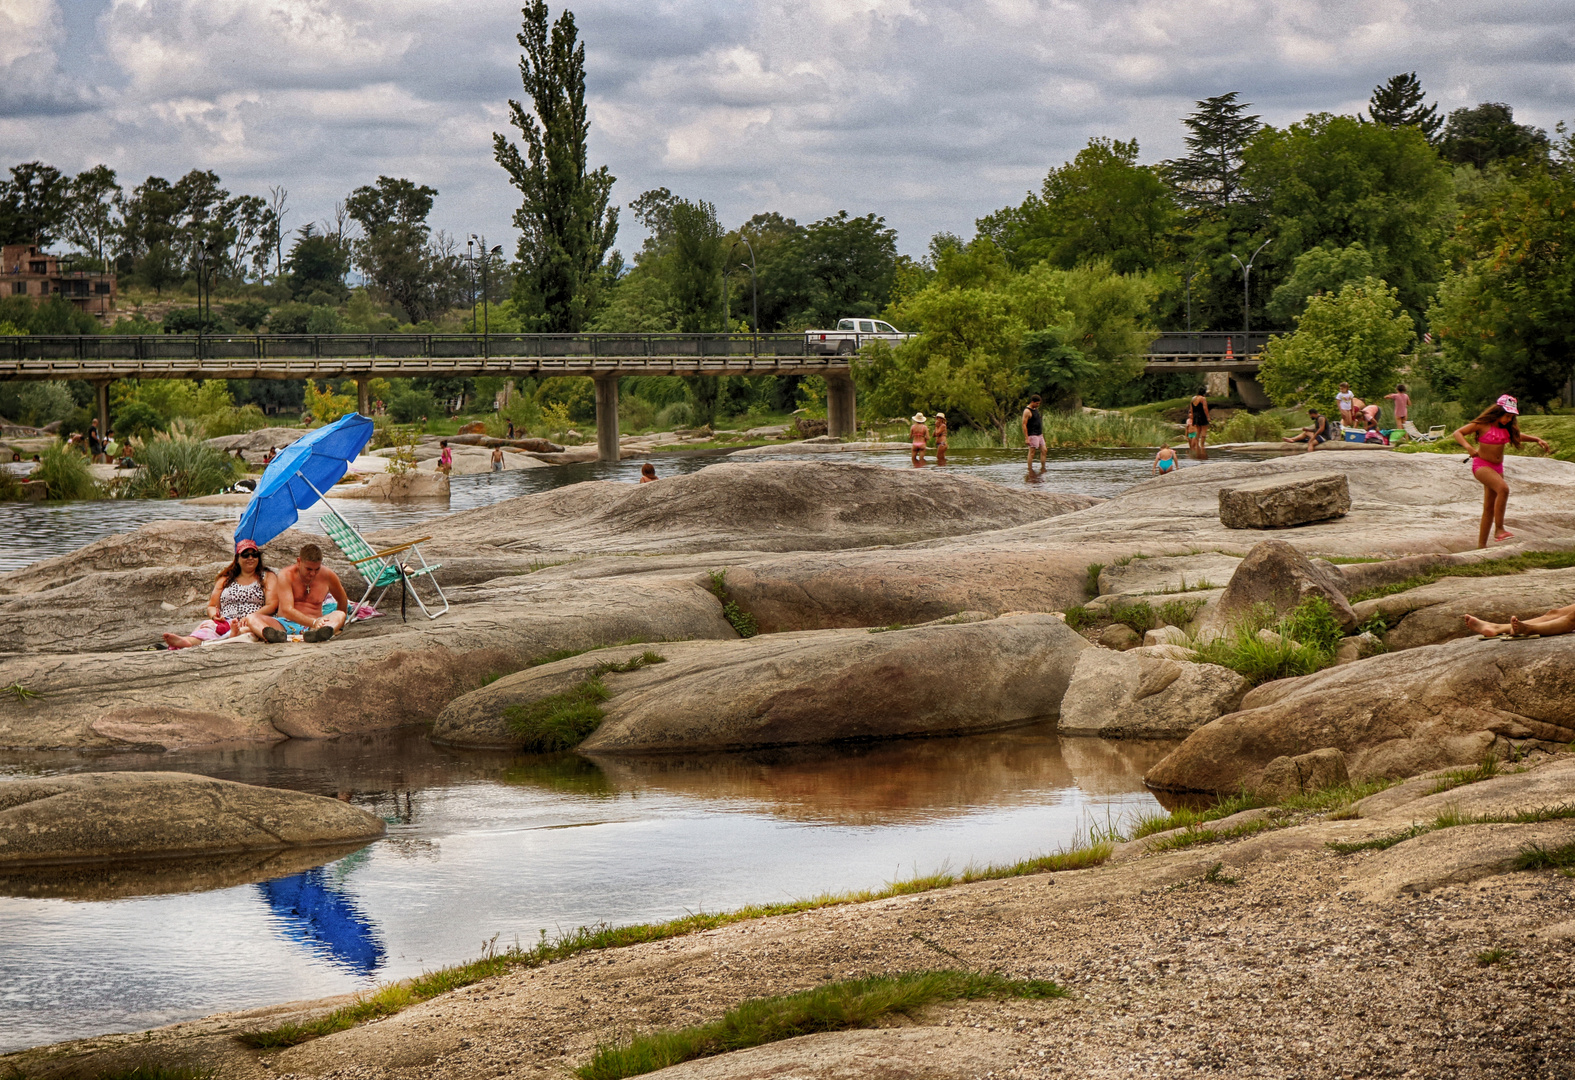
256, 866, 386, 976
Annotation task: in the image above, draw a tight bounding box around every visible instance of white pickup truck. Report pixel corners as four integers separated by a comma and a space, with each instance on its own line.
805, 318, 913, 355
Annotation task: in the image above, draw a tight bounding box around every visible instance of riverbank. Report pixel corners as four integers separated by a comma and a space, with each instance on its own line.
9, 750, 1571, 1079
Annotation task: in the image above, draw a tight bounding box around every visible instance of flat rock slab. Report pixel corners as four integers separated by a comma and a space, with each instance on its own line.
433, 613, 1088, 753
1219, 472, 1350, 529
1352, 566, 1575, 651
1145, 634, 1575, 793
1096, 553, 1241, 598
1058, 645, 1249, 739
378, 460, 1097, 556
641, 1026, 1018, 1079
0, 772, 384, 867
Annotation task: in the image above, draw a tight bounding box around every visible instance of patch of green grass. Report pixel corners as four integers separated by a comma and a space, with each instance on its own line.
1145, 817, 1279, 852
1203, 861, 1239, 885
1156, 598, 1205, 628
1063, 605, 1097, 631
1514, 841, 1575, 872
708, 569, 758, 638
1475, 947, 1517, 967
1326, 824, 1433, 854
1188, 596, 1344, 685
1428, 754, 1501, 795
1277, 777, 1400, 814
575, 971, 1064, 1080
591, 651, 665, 675
1328, 803, 1575, 856
526, 638, 659, 669
503, 678, 610, 752
1347, 551, 1575, 604
236, 837, 1111, 1051
1126, 791, 1266, 840
1085, 563, 1106, 598
1, 682, 39, 702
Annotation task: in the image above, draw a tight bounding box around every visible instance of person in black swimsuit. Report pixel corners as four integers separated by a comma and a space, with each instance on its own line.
1189, 389, 1210, 460
1022, 394, 1046, 471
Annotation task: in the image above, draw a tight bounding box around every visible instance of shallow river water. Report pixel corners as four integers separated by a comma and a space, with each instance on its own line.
0, 446, 1213, 1051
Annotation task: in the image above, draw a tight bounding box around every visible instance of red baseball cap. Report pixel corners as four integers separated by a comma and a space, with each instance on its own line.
235, 539, 261, 554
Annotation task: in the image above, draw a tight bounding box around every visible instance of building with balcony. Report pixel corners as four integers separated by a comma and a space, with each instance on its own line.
1, 244, 117, 317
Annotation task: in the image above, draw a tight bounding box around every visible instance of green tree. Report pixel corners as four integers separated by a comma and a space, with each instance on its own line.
1163, 93, 1263, 209
495, 1, 619, 331
1425, 140, 1575, 407
284, 226, 351, 300
1258, 277, 1416, 411
1242, 113, 1454, 320
1266, 242, 1378, 324
116, 175, 182, 263
1439, 103, 1550, 170
754, 211, 899, 329
1366, 72, 1441, 143
65, 165, 122, 267
345, 176, 451, 321
0, 162, 72, 246
977, 138, 1177, 273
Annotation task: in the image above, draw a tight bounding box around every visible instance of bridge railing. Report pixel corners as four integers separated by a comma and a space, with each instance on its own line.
0, 332, 828, 362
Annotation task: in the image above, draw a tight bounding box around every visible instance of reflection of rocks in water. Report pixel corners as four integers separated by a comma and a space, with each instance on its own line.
1058, 736, 1183, 796
0, 841, 373, 901
501, 753, 617, 797
257, 866, 386, 976
582, 725, 1134, 826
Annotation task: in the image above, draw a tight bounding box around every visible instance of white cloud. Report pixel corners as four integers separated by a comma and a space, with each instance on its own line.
0, 0, 1572, 256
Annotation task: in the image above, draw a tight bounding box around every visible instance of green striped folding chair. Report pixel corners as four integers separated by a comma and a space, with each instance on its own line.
316, 503, 449, 621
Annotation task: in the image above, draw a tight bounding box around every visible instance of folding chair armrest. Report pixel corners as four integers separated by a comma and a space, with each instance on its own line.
349, 537, 433, 563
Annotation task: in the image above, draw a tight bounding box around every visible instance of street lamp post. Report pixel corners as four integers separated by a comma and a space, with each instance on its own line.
1229, 239, 1273, 339
470, 235, 503, 355
466, 236, 476, 333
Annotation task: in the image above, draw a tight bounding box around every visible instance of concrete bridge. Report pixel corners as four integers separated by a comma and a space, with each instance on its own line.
0, 330, 1270, 461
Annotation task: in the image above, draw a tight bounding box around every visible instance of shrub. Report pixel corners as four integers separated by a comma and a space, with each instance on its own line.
1211, 410, 1289, 443
504, 678, 610, 752
389, 389, 439, 424
8, 380, 76, 427
534, 376, 597, 422
304, 381, 355, 424
1191, 596, 1343, 684
34, 441, 100, 500
656, 401, 694, 429
128, 437, 240, 498
113, 399, 167, 439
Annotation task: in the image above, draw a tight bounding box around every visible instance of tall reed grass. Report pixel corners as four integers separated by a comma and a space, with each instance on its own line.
945, 411, 1174, 449
127, 437, 239, 498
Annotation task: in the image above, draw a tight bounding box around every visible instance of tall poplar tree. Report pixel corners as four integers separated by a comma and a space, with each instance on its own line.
494, 2, 619, 332
1366, 72, 1442, 143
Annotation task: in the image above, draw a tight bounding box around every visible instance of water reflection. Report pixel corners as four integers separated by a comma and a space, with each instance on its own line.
257, 863, 385, 976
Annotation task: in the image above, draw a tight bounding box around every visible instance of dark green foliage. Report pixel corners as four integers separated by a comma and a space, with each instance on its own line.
1084, 563, 1105, 598
590, 651, 665, 675
284, 228, 351, 301
503, 678, 610, 752
495, 1, 619, 332
1191, 596, 1342, 684
1366, 72, 1441, 142
0, 295, 101, 335
345, 176, 457, 323
1439, 103, 1549, 169
1203, 861, 1239, 885
33, 442, 99, 500
388, 389, 439, 424
1326, 825, 1433, 854
755, 210, 899, 330
1163, 92, 1263, 209
708, 570, 758, 638
111, 399, 166, 439
576, 971, 1064, 1080
127, 438, 239, 498
1280, 596, 1344, 654
0, 161, 72, 246
160, 307, 227, 335
224, 300, 271, 330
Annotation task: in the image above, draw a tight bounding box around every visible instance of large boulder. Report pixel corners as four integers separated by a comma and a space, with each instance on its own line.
328, 470, 451, 500
1218, 472, 1351, 529
432, 613, 1088, 753
1144, 634, 1575, 793
1352, 567, 1575, 651
1057, 646, 1250, 739
380, 461, 1099, 557
1205, 539, 1358, 635
0, 772, 384, 866
205, 427, 307, 455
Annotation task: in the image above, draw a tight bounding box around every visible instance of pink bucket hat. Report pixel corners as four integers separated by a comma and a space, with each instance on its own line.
1496, 394, 1519, 415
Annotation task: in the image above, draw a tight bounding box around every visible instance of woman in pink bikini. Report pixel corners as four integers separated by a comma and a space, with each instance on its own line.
1452, 395, 1550, 548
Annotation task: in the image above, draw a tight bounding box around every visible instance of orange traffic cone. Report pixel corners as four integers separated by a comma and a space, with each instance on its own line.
1226, 338, 1235, 361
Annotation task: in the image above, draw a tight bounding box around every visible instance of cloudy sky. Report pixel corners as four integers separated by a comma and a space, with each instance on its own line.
2, 0, 1573, 258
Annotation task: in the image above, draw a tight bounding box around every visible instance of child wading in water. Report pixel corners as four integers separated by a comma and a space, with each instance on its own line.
909, 413, 929, 464
1153, 445, 1179, 476
1453, 395, 1550, 547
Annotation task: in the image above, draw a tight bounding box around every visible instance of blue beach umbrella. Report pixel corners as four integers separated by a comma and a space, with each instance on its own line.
234, 412, 374, 548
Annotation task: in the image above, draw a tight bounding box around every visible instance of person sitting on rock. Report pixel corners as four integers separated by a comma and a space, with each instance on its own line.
1282, 408, 1330, 451
1464, 602, 1575, 639
246, 543, 350, 644
162, 540, 278, 650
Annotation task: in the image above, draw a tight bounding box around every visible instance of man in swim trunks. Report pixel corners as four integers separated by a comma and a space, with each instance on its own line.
246, 543, 350, 643
1022, 394, 1046, 470
1282, 408, 1330, 452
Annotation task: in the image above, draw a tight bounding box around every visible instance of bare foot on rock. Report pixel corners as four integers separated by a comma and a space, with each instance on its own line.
1463, 614, 1505, 638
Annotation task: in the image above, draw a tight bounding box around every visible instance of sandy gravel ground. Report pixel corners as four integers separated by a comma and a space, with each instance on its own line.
9, 758, 1575, 1080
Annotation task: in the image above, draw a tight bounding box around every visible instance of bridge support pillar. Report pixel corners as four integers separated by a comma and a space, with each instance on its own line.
356, 377, 370, 418
826, 375, 856, 438
594, 375, 621, 462
1231, 373, 1273, 410
94, 380, 110, 437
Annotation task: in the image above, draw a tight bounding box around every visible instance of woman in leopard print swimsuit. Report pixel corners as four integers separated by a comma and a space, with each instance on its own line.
161, 540, 280, 650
